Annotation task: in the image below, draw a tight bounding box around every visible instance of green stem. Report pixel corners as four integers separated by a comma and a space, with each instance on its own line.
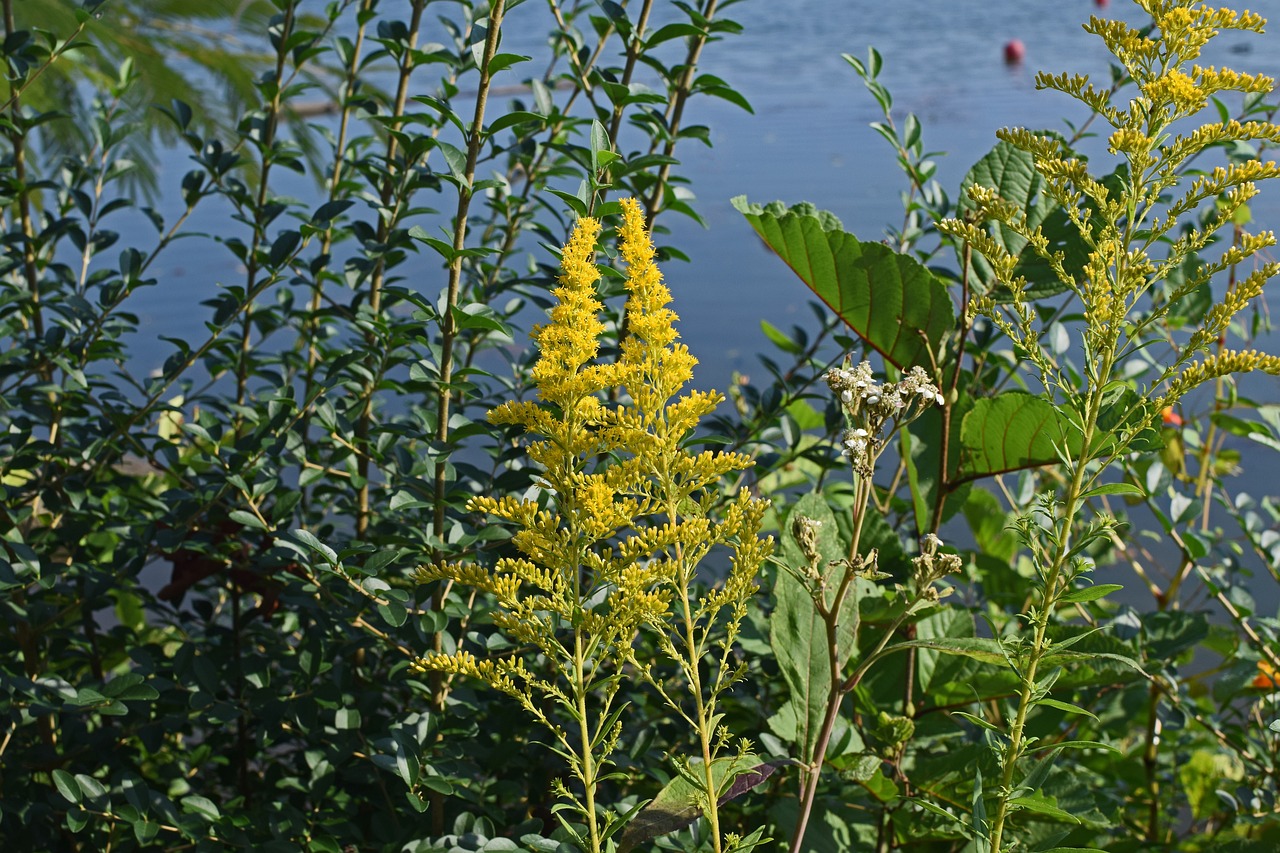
789, 472, 873, 853
431, 0, 508, 559
573, 631, 602, 853
355, 0, 426, 538
672, 528, 724, 853
987, 346, 1113, 853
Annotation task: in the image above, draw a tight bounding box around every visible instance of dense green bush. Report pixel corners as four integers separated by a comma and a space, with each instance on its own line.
3, 1, 1280, 851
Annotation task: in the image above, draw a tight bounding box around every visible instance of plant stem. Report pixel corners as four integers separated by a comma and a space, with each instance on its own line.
355, 0, 426, 537
789, 473, 873, 853
987, 345, 1112, 853
431, 0, 507, 560
643, 0, 720, 224
573, 631, 602, 853
674, 536, 724, 853
236, 2, 294, 410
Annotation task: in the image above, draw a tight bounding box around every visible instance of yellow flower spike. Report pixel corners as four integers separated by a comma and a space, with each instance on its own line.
415, 200, 772, 853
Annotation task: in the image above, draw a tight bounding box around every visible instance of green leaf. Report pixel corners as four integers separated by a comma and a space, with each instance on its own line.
955, 392, 1081, 483
486, 52, 530, 74
291, 529, 338, 566
760, 319, 803, 354
913, 606, 975, 693
101, 673, 159, 701
1034, 698, 1098, 720
732, 197, 956, 369
645, 22, 703, 47
133, 820, 160, 845
486, 110, 544, 135
952, 711, 1003, 733
1009, 793, 1080, 823
618, 755, 768, 852
228, 509, 266, 531
74, 774, 107, 801
771, 493, 861, 765
1079, 482, 1145, 499
378, 600, 408, 627
957, 139, 1092, 301
181, 794, 220, 821
590, 119, 613, 174
1056, 583, 1123, 604
961, 487, 1018, 565
435, 140, 468, 186
957, 140, 1046, 294
451, 302, 509, 333
52, 769, 81, 804
335, 708, 361, 730
1027, 739, 1120, 754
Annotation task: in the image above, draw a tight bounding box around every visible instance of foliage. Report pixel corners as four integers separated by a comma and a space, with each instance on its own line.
4, 0, 1280, 851
0, 0, 757, 848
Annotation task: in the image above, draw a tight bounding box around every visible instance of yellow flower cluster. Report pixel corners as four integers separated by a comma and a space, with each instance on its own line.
946, 0, 1280, 454
1143, 70, 1207, 112
413, 200, 772, 821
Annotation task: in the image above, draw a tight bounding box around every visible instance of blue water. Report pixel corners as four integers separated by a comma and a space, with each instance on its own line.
103, 0, 1280, 611
138, 0, 1280, 381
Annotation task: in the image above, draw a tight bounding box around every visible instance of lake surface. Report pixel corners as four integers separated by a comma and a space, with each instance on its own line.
128, 0, 1280, 587
139, 0, 1280, 392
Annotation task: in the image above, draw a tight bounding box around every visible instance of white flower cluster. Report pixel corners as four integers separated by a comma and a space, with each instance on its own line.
911, 532, 962, 601
824, 362, 944, 475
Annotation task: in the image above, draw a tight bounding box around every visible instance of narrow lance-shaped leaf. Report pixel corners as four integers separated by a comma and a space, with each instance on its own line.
732, 196, 956, 369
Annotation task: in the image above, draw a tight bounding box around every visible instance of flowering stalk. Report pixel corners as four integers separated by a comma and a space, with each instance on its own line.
415, 199, 770, 852
787, 361, 949, 853
938, 3, 1280, 849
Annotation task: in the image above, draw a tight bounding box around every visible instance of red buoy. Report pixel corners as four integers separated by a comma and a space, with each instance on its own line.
1004, 39, 1026, 64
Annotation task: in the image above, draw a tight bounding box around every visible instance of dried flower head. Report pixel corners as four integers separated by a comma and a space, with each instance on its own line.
825, 361, 943, 475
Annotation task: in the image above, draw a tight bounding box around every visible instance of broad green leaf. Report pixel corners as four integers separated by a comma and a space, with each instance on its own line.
1143, 611, 1209, 661
962, 487, 1018, 565
52, 769, 80, 804
957, 140, 1046, 274
902, 376, 972, 532
913, 605, 975, 693
955, 391, 1081, 483
732, 197, 956, 369
181, 794, 220, 821
770, 493, 861, 765
957, 138, 1092, 301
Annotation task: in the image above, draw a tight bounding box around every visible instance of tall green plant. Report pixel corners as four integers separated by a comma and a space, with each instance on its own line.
0, 0, 760, 846
937, 3, 1280, 849
414, 198, 771, 853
